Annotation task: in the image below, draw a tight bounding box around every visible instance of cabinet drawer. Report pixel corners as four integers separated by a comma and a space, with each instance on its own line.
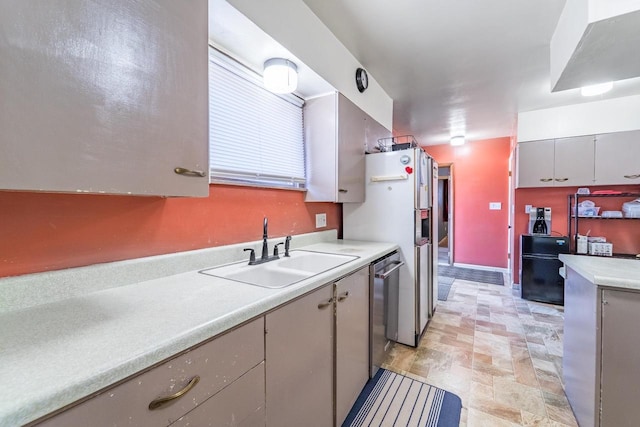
37, 318, 264, 426
171, 361, 265, 427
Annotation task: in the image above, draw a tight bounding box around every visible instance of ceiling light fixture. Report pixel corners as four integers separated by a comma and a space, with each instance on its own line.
580, 81, 613, 97
263, 58, 298, 94
450, 136, 465, 146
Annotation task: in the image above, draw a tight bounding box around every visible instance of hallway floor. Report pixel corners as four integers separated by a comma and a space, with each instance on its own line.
382, 279, 578, 426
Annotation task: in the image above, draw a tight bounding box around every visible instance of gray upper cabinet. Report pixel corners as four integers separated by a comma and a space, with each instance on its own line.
305, 92, 388, 203
516, 139, 556, 188
0, 0, 209, 197
553, 136, 595, 186
594, 130, 640, 186
516, 136, 594, 188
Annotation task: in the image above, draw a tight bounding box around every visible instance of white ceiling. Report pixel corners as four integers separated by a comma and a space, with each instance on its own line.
210, 0, 640, 145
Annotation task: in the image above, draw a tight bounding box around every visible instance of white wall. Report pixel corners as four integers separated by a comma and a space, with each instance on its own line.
227, 0, 393, 130
517, 94, 640, 141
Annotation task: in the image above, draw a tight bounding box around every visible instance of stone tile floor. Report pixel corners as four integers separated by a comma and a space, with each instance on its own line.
382, 278, 578, 426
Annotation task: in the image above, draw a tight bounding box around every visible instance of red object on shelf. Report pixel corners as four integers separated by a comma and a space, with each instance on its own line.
405, 166, 413, 174
591, 190, 623, 195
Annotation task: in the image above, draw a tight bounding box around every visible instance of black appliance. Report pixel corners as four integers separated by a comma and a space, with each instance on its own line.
531, 207, 548, 234
520, 235, 569, 305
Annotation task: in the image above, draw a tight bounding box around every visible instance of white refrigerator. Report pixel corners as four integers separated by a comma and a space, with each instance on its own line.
343, 148, 438, 347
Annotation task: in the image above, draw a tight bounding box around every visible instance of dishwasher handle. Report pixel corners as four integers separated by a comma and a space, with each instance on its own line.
375, 260, 405, 279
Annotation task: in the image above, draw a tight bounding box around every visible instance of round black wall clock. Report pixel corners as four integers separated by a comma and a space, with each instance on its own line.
355, 68, 368, 93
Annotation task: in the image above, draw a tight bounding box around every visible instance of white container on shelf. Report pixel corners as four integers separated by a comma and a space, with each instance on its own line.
622, 199, 640, 218
588, 242, 613, 256
577, 235, 588, 254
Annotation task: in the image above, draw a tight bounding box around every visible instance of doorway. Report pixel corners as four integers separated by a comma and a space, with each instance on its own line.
437, 164, 453, 266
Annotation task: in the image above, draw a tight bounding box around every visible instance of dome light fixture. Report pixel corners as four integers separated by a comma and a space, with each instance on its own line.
580, 81, 613, 97
450, 135, 466, 146
263, 58, 298, 94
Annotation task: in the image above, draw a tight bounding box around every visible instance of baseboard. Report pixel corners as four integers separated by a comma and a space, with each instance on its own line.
452, 262, 509, 274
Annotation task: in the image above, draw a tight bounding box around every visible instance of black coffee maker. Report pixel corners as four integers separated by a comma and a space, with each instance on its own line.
529, 207, 551, 235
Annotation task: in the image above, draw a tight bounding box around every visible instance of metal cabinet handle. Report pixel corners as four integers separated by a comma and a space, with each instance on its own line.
624, 174, 640, 179
338, 188, 348, 193
539, 178, 553, 182
375, 260, 405, 279
555, 178, 568, 182
337, 291, 350, 302
148, 375, 200, 410
317, 298, 334, 309
174, 167, 206, 178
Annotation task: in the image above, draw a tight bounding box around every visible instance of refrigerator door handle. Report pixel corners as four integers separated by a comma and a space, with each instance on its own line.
375, 260, 405, 279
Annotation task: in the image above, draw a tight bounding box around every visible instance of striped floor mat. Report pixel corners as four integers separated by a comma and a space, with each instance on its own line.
342, 369, 462, 427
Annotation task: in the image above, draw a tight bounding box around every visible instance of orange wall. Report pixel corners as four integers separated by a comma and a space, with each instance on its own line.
424, 137, 511, 268
0, 185, 340, 278
513, 184, 640, 284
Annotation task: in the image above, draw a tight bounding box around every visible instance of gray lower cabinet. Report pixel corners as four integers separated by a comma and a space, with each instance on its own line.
563, 268, 599, 427
30, 266, 372, 427
335, 266, 370, 426
599, 289, 640, 427
564, 268, 640, 427
170, 362, 265, 427
34, 318, 265, 427
0, 0, 209, 197
265, 284, 335, 427
265, 267, 370, 427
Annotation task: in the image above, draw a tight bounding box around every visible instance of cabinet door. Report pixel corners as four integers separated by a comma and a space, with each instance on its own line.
595, 130, 640, 185
37, 318, 264, 426
304, 93, 339, 202
562, 268, 599, 427
0, 1, 209, 197
516, 140, 555, 188
170, 362, 265, 427
265, 285, 334, 427
554, 136, 595, 186
337, 94, 366, 203
600, 289, 640, 427
335, 267, 370, 426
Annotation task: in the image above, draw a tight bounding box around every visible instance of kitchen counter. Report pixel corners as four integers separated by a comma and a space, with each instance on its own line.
560, 254, 640, 426
0, 234, 397, 426
559, 254, 640, 290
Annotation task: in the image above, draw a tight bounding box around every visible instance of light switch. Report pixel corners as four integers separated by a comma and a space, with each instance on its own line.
315, 213, 327, 228
489, 202, 502, 210
525, 204, 532, 214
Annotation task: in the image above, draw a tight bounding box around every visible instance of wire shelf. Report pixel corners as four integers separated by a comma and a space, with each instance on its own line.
376, 135, 419, 152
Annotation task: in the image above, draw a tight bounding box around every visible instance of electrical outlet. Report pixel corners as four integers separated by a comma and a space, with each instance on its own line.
315, 213, 327, 228
525, 204, 532, 214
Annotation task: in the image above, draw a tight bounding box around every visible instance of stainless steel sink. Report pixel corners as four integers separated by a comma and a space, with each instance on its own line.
199, 250, 358, 288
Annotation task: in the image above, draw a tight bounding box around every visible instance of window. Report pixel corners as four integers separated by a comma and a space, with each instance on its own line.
208, 47, 306, 189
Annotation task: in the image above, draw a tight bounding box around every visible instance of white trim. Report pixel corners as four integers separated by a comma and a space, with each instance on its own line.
453, 262, 509, 274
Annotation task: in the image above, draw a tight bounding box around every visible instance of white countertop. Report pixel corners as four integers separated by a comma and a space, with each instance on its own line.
559, 254, 640, 290
0, 238, 397, 426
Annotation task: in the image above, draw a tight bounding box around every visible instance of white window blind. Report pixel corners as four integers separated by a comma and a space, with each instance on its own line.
208, 48, 306, 189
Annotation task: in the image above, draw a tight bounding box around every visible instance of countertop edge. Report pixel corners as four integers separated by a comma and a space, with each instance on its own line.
559, 254, 640, 290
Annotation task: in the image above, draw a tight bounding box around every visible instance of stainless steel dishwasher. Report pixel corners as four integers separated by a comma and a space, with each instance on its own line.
370, 251, 403, 376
